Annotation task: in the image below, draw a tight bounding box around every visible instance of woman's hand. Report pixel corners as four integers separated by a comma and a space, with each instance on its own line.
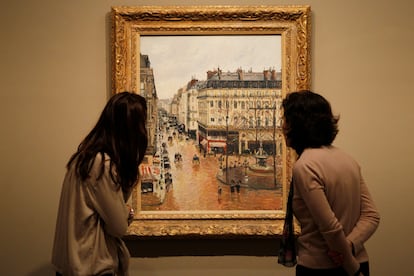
328, 240, 362, 275
127, 204, 134, 225
327, 250, 344, 266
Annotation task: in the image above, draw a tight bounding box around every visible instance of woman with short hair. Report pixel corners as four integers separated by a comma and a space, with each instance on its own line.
282, 90, 380, 276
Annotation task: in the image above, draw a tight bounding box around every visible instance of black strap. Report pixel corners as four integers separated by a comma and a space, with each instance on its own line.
278, 181, 297, 267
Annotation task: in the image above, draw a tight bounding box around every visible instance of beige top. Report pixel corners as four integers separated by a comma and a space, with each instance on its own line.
292, 146, 380, 275
52, 153, 131, 276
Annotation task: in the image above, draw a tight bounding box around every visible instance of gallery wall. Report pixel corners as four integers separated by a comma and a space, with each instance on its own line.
1, 0, 413, 275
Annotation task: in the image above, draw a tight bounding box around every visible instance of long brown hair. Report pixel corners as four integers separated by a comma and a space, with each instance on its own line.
67, 92, 148, 192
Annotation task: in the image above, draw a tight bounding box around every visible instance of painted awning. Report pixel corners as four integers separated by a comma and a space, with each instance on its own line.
209, 141, 226, 147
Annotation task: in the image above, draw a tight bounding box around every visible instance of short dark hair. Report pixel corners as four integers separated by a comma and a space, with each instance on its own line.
68, 92, 148, 192
282, 90, 339, 155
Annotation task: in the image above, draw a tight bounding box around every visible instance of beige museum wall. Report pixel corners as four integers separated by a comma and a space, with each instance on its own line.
1, 0, 413, 275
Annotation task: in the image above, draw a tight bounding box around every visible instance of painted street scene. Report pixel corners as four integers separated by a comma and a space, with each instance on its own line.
137, 35, 285, 212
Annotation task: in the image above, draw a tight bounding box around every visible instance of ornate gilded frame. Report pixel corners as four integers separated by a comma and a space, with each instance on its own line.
111, 5, 311, 238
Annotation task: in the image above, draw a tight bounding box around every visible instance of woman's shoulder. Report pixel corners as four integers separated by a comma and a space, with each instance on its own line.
296, 146, 344, 164
89, 153, 111, 175
91, 152, 111, 164
301, 146, 346, 158
298, 146, 331, 160
297, 146, 359, 170
86, 153, 120, 190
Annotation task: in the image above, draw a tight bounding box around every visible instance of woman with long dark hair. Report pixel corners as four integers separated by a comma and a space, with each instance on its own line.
52, 92, 148, 276
281, 90, 380, 276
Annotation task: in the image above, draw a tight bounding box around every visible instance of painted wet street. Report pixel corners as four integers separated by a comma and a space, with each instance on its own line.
141, 136, 283, 211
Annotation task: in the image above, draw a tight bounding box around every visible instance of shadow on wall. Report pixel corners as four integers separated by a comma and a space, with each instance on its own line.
124, 237, 281, 257
27, 263, 55, 276
22, 239, 282, 275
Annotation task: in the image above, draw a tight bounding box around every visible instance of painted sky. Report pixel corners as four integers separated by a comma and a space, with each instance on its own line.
140, 35, 281, 100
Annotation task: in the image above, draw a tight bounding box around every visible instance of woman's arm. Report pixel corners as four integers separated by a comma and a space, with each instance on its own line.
87, 156, 131, 238
346, 176, 380, 255
294, 163, 360, 275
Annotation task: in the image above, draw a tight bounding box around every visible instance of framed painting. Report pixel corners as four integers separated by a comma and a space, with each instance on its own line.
111, 5, 311, 238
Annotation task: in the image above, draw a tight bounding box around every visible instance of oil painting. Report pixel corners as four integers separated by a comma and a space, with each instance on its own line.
139, 34, 283, 212
111, 5, 311, 237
